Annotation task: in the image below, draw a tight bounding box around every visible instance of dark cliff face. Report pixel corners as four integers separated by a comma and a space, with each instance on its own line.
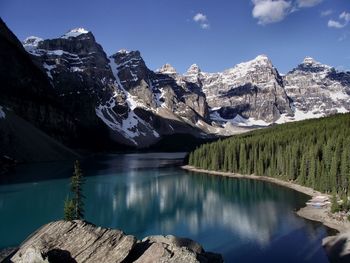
0, 18, 77, 145
27, 30, 116, 127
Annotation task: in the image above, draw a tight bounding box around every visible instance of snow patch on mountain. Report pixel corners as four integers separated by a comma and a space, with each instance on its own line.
329, 91, 349, 101
210, 110, 270, 127
109, 58, 142, 110
157, 64, 177, 75
117, 49, 130, 54
95, 57, 160, 145
232, 54, 272, 75
22, 36, 43, 51
61, 28, 89, 39
43, 63, 56, 79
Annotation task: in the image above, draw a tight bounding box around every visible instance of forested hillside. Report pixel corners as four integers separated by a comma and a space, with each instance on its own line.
188, 114, 350, 194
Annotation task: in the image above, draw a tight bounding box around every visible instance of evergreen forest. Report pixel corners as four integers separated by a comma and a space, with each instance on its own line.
188, 113, 350, 195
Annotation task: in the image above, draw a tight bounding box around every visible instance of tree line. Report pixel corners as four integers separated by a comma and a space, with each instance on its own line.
188, 114, 350, 197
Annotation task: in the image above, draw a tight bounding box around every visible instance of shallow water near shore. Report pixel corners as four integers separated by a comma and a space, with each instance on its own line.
0, 153, 333, 262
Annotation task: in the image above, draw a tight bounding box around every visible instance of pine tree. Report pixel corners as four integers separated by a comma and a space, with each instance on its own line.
63, 160, 85, 220
63, 197, 75, 221
71, 160, 85, 220
331, 193, 340, 213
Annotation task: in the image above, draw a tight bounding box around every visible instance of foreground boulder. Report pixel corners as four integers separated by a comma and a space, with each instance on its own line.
323, 232, 350, 263
8, 220, 223, 263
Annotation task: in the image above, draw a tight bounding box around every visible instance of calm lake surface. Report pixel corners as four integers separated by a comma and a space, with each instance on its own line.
0, 153, 332, 262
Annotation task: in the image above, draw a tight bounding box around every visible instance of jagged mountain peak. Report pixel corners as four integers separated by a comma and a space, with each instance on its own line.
254, 54, 270, 62
61, 27, 90, 39
225, 54, 274, 77
237, 54, 272, 68
112, 49, 141, 58
301, 57, 331, 69
22, 36, 43, 49
289, 57, 332, 74
302, 56, 317, 65
157, 63, 177, 74
186, 64, 201, 75
117, 49, 130, 54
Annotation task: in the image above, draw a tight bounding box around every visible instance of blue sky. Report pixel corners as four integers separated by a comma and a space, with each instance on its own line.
0, 0, 349, 73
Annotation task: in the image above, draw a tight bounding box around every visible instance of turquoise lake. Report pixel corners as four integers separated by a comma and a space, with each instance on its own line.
0, 153, 332, 262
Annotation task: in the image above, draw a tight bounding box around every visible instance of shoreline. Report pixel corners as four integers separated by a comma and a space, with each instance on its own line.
182, 165, 350, 233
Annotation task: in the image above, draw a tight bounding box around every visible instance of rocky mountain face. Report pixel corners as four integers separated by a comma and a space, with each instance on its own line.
183, 55, 350, 127
283, 57, 350, 121
22, 29, 122, 149
184, 55, 293, 125
3, 18, 350, 151
23, 29, 216, 147
7, 220, 223, 263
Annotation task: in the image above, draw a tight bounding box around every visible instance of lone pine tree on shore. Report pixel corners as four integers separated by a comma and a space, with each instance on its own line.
64, 160, 85, 221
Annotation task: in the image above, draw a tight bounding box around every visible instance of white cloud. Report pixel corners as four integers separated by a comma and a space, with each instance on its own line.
193, 13, 210, 29
340, 12, 350, 22
193, 13, 207, 23
328, 11, 350, 29
320, 10, 333, 17
297, 0, 323, 8
251, 0, 325, 25
328, 20, 346, 29
201, 23, 210, 29
252, 0, 292, 25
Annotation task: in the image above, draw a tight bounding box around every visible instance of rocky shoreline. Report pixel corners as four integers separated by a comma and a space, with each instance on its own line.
3, 220, 223, 263
182, 165, 350, 233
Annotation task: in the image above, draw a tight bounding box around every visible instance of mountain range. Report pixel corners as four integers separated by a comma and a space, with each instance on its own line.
1, 18, 349, 161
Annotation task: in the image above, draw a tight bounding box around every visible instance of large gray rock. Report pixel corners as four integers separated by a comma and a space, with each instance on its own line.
323, 232, 350, 263
10, 220, 135, 263
9, 220, 223, 263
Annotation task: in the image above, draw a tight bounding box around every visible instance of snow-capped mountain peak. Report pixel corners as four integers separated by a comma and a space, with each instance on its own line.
61, 28, 89, 39
303, 56, 317, 65
254, 54, 270, 62
226, 54, 274, 77
22, 36, 43, 50
186, 64, 201, 75
157, 63, 177, 74
117, 49, 130, 54
291, 57, 332, 74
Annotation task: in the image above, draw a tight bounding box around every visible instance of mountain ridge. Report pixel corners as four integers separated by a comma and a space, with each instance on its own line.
20, 27, 350, 145
2, 20, 349, 154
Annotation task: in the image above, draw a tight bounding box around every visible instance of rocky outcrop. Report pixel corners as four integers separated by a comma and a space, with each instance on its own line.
8, 220, 223, 263
184, 55, 293, 124
323, 232, 350, 263
283, 57, 350, 120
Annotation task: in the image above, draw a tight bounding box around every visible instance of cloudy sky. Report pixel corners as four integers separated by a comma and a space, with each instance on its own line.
0, 0, 349, 73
